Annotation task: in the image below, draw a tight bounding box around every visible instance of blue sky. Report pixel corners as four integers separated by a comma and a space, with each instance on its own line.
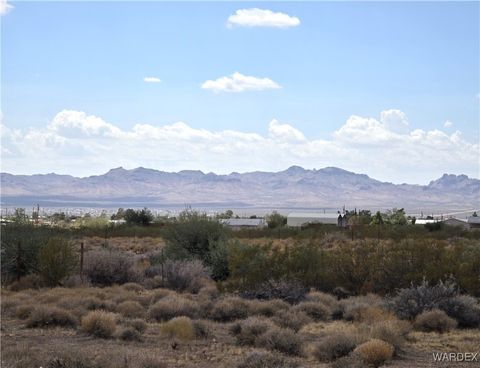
1, 1, 479, 183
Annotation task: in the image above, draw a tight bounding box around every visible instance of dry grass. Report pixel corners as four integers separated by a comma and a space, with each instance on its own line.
160, 316, 195, 340
147, 295, 199, 321
230, 317, 276, 346
210, 296, 250, 322
26, 306, 77, 328
414, 309, 457, 333
272, 309, 312, 331
292, 301, 331, 321
81, 310, 117, 338
257, 327, 303, 356
116, 300, 146, 319
354, 339, 394, 368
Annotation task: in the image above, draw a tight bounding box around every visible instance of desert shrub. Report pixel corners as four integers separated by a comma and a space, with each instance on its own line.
160, 316, 195, 340
198, 285, 220, 300
313, 331, 358, 362
77, 296, 116, 311
242, 279, 307, 304
359, 320, 411, 354
122, 318, 147, 333
81, 310, 117, 338
116, 300, 145, 319
9, 274, 46, 291
330, 353, 368, 368
38, 237, 78, 287
257, 327, 302, 356
163, 210, 230, 280
292, 301, 331, 321
236, 351, 300, 368
210, 296, 250, 322
306, 291, 338, 308
84, 250, 140, 286
354, 339, 394, 368
437, 295, 480, 328
389, 279, 457, 319
118, 326, 143, 341
15, 304, 35, 320
230, 317, 275, 346
150, 288, 173, 303
248, 298, 290, 317
26, 306, 77, 328
163, 259, 210, 293
148, 295, 199, 321
346, 306, 395, 324
122, 282, 144, 292
340, 294, 383, 321
192, 320, 212, 339
414, 309, 457, 333
271, 309, 313, 331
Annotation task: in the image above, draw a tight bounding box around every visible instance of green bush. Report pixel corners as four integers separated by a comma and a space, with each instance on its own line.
163, 211, 230, 280
38, 238, 77, 287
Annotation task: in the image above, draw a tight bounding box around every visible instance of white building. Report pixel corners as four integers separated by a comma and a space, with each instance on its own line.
287, 212, 340, 227
220, 218, 266, 229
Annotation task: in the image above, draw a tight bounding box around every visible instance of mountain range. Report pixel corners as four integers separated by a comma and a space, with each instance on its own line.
1, 166, 479, 212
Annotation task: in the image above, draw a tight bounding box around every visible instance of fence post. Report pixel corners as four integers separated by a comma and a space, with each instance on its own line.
80, 241, 84, 282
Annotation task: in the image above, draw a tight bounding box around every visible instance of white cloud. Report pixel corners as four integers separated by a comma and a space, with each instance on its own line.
444, 120, 453, 128
227, 8, 300, 28
201, 72, 281, 93
0, 0, 13, 15
1, 109, 478, 183
144, 77, 161, 83
268, 119, 306, 143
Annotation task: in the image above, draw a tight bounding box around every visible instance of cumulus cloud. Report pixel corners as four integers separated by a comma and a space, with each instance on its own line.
201, 72, 281, 93
227, 8, 300, 28
444, 120, 453, 128
0, 0, 13, 15
1, 109, 478, 183
144, 77, 161, 83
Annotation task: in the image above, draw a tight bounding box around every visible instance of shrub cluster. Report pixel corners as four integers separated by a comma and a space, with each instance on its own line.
414, 309, 457, 333
26, 306, 77, 328
148, 295, 199, 321
84, 250, 139, 286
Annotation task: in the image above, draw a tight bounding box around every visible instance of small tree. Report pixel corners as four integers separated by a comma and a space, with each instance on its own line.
267, 211, 287, 229
38, 237, 78, 286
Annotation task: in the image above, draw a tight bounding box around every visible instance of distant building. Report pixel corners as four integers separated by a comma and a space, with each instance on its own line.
415, 219, 437, 225
220, 218, 266, 230
467, 216, 480, 229
287, 212, 339, 227
442, 218, 469, 229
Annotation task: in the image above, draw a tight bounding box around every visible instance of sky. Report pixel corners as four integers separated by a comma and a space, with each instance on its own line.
1, 1, 479, 184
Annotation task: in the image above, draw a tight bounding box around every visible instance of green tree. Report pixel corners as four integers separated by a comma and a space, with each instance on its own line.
38, 237, 78, 286
163, 211, 230, 280
266, 211, 287, 229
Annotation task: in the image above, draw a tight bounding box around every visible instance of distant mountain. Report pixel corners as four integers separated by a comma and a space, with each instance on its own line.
1, 166, 479, 211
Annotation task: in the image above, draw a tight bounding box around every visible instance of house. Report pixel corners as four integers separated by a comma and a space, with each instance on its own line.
220, 218, 266, 230
467, 216, 480, 229
287, 212, 340, 227
442, 218, 469, 229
